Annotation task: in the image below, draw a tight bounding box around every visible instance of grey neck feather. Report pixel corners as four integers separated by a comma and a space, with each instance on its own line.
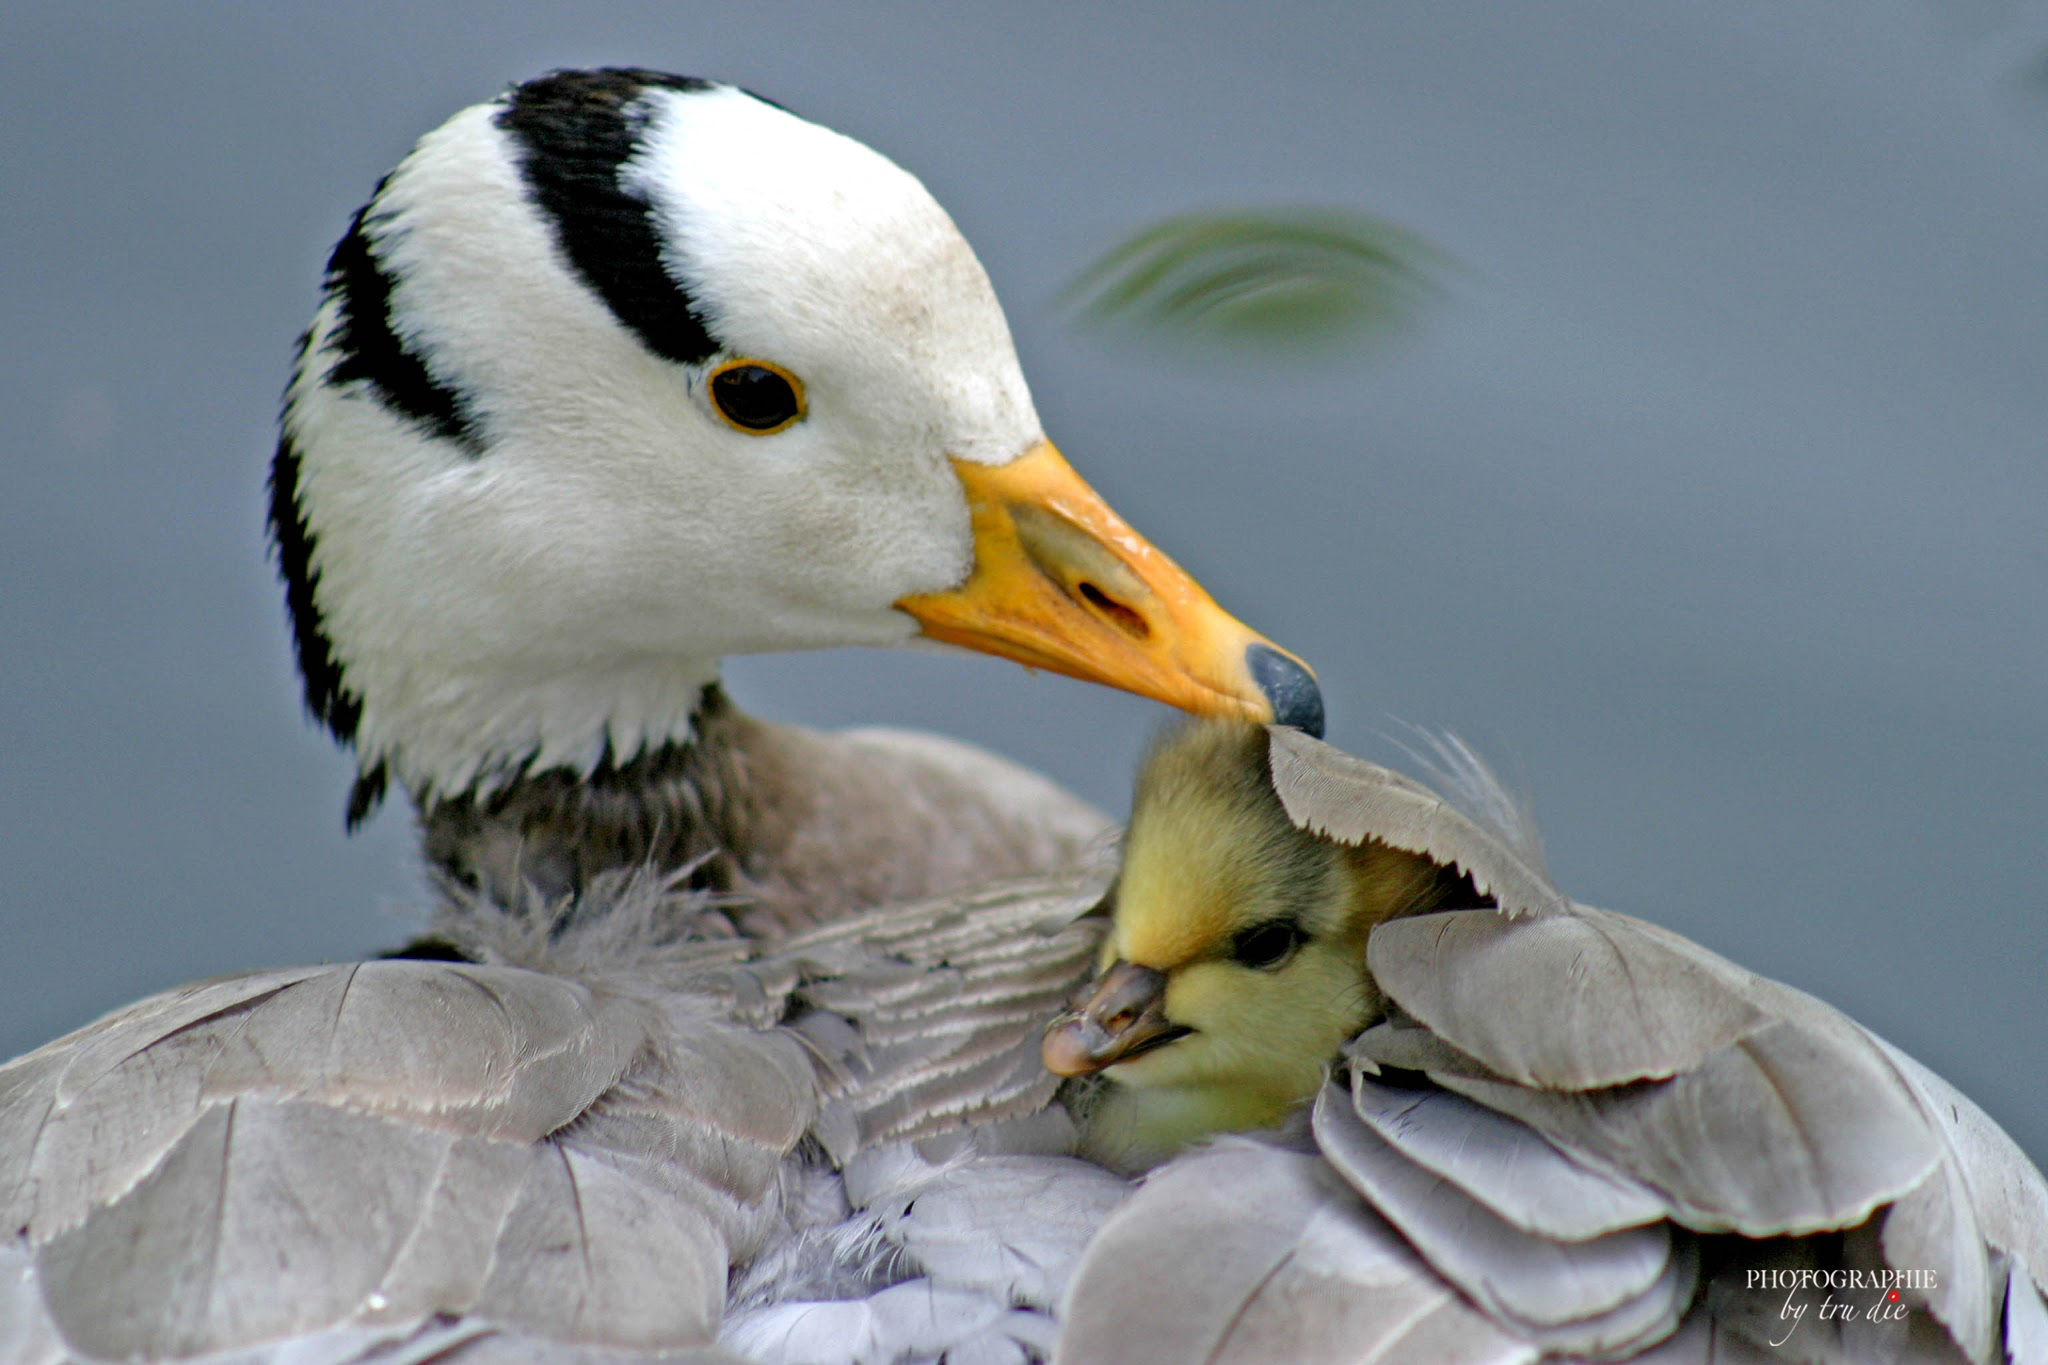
410, 682, 1114, 946
418, 684, 760, 927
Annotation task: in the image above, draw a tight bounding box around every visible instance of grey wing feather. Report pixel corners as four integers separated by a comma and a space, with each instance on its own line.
727, 1108, 1122, 1365
1873, 1034, 2048, 1287
458, 1141, 733, 1350
1266, 727, 1567, 920
1364, 909, 1945, 1237
1873, 1121, 2000, 1361
33, 1097, 527, 1358
2, 968, 331, 1236
775, 866, 1109, 1159
1, 946, 816, 1361
194, 962, 651, 1136
1421, 1016, 1940, 1239
1864, 1033, 2048, 1362
1344, 1073, 1668, 1241
1055, 1141, 1539, 1365
1366, 906, 1772, 1088
8, 960, 653, 1240
1311, 1082, 1687, 1356
841, 1142, 1128, 1311
1348, 1015, 1502, 1081
36, 968, 329, 1100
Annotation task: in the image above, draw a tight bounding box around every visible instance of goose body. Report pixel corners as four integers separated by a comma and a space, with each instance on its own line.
9, 735, 2045, 1361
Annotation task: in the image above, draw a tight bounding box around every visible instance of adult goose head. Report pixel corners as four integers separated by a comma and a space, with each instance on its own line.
269, 69, 1321, 928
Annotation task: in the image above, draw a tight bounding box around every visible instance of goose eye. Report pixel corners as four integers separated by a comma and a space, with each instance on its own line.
1230, 920, 1306, 970
708, 359, 806, 434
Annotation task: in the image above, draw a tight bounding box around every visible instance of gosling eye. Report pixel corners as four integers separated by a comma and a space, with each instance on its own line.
1229, 920, 1306, 971
708, 358, 806, 434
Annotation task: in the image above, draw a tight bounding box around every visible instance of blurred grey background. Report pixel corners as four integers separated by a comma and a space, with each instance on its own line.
4, 4, 2046, 1159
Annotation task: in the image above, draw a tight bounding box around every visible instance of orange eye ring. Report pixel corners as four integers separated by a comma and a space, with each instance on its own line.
706, 357, 807, 435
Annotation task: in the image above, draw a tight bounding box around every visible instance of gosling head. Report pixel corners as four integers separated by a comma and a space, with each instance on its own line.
1046, 721, 1469, 1167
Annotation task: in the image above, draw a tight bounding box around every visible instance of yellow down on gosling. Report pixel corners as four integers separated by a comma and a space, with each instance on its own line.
1044, 721, 1479, 1169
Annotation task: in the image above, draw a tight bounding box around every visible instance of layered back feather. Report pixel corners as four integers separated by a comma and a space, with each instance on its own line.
0, 861, 1110, 1363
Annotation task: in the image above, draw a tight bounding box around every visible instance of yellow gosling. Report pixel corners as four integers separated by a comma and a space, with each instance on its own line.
1044, 721, 1476, 1170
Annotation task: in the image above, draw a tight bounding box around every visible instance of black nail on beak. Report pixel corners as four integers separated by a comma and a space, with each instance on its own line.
1246, 644, 1324, 738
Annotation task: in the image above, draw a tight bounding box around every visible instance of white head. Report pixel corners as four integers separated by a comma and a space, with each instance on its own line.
272, 69, 1318, 812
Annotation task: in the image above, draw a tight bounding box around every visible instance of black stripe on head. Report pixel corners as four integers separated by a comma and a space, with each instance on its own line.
270, 324, 394, 826
323, 187, 484, 453
267, 420, 362, 745
496, 68, 724, 368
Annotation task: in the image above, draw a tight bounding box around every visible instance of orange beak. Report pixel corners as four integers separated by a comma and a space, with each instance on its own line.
895, 440, 1322, 732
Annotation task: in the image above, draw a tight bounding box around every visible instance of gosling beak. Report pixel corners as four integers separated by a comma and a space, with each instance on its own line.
1042, 959, 1193, 1077
896, 440, 1324, 735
